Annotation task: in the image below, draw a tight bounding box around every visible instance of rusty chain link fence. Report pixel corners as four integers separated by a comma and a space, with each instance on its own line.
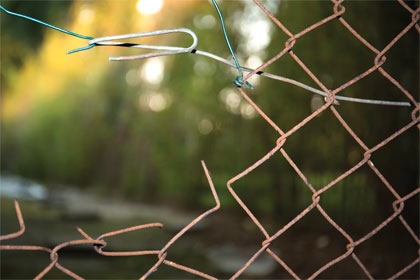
1, 0, 419, 279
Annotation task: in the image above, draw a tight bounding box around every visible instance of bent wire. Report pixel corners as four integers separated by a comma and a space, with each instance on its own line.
89, 28, 198, 61
191, 50, 416, 107
210, 0, 253, 89
1, 5, 416, 107
0, 5, 197, 59
0, 5, 94, 54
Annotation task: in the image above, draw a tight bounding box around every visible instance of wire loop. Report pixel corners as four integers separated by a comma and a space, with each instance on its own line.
90, 28, 198, 61
1, 4, 417, 107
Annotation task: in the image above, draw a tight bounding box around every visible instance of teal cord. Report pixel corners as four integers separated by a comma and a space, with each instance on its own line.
0, 5, 94, 54
210, 0, 253, 89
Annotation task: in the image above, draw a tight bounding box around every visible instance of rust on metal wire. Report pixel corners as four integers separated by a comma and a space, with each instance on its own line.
1, 0, 419, 279
76, 224, 163, 257
0, 199, 25, 241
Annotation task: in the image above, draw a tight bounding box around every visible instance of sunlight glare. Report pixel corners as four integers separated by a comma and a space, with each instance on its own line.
78, 6, 94, 25
136, 0, 163, 15
243, 20, 271, 53
140, 58, 165, 85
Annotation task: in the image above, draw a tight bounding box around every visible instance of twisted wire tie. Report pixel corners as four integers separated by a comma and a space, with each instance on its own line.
211, 0, 253, 90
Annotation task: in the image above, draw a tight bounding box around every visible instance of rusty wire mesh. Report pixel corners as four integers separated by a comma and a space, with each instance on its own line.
1, 0, 419, 279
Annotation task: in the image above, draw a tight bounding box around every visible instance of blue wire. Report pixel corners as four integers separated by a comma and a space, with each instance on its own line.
210, 0, 253, 89
0, 5, 95, 54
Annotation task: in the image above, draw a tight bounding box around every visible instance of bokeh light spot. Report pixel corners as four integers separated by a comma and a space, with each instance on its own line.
140, 58, 165, 85
136, 0, 163, 15
198, 119, 214, 135
139, 92, 171, 112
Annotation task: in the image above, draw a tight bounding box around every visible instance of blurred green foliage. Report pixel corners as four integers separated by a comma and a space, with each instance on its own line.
1, 0, 418, 228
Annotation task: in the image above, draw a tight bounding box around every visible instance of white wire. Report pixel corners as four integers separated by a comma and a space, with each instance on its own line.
92, 29, 417, 107
90, 28, 198, 61
194, 50, 416, 107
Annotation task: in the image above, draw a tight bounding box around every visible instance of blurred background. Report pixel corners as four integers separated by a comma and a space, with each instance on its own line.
1, 0, 419, 278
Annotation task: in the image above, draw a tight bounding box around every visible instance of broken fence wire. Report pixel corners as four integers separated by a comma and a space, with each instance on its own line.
1, 0, 419, 279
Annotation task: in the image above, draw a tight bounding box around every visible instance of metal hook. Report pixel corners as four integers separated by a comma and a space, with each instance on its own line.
89, 28, 198, 61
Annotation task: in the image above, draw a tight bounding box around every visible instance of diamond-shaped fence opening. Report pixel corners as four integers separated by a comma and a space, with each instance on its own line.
1, 0, 418, 279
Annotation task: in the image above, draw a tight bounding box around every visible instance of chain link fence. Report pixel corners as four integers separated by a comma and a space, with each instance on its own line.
1, 0, 419, 279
